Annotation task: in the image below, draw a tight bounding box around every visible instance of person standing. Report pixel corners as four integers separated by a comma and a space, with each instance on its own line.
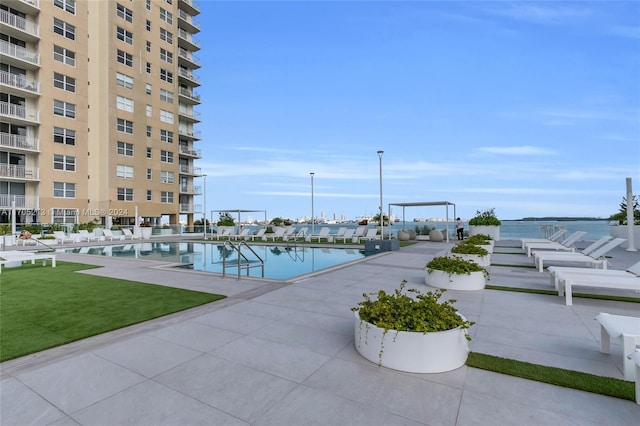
456, 217, 464, 240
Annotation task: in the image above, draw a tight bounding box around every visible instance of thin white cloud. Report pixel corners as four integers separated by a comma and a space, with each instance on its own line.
476, 146, 556, 156
487, 3, 591, 25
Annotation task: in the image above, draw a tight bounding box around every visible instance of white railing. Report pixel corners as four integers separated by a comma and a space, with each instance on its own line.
20, 0, 40, 9
178, 128, 201, 139
0, 41, 39, 66
178, 68, 201, 84
178, 48, 201, 66
0, 102, 39, 122
0, 10, 40, 37
0, 194, 38, 209
0, 70, 39, 94
179, 145, 201, 157
179, 185, 202, 194
179, 165, 202, 175
178, 109, 201, 121
179, 0, 200, 13
0, 164, 39, 180
178, 10, 200, 29
178, 86, 201, 101
0, 132, 39, 151
178, 29, 201, 47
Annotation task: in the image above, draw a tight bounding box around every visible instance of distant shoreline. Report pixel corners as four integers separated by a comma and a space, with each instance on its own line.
517, 217, 609, 222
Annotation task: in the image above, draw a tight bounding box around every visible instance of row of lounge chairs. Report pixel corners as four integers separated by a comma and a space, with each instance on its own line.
209, 226, 381, 243
24, 229, 142, 245
0, 250, 56, 274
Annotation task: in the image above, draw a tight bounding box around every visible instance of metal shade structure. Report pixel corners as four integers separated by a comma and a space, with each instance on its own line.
388, 201, 456, 243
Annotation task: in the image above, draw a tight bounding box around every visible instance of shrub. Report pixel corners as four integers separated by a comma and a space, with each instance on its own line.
426, 256, 488, 277
468, 208, 501, 226
451, 242, 489, 256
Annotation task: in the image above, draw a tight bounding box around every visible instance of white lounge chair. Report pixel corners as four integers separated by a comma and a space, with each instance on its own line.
103, 229, 124, 241
359, 228, 379, 242
334, 228, 355, 244
333, 227, 347, 239
354, 226, 368, 239
309, 227, 331, 243
122, 228, 141, 240
78, 230, 99, 242
263, 227, 286, 241
232, 228, 251, 240
520, 229, 567, 248
53, 231, 74, 244
213, 227, 234, 240
0, 251, 56, 274
556, 273, 640, 306
548, 259, 640, 289
629, 350, 640, 404
249, 228, 266, 241
594, 313, 640, 381
524, 231, 586, 257
532, 238, 626, 272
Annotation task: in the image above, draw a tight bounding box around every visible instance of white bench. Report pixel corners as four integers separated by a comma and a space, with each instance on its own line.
557, 275, 640, 306
629, 350, 640, 404
594, 313, 640, 381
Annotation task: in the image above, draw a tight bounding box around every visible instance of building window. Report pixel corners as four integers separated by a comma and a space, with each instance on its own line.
146, 19, 151, 31
160, 129, 173, 143
53, 127, 75, 145
146, 147, 152, 159
52, 208, 77, 224
53, 182, 76, 198
116, 164, 134, 179
146, 105, 152, 117
117, 188, 134, 201
117, 141, 134, 156
161, 191, 174, 203
145, 83, 152, 95
116, 3, 133, 22
116, 96, 134, 112
160, 150, 173, 163
54, 0, 75, 14
117, 118, 133, 134
160, 89, 173, 103
146, 0, 151, 11
159, 8, 173, 25
159, 28, 173, 44
160, 68, 173, 83
53, 72, 76, 93
146, 62, 151, 74
146, 40, 151, 53
146, 190, 152, 201
116, 72, 133, 89
116, 27, 133, 45
160, 171, 174, 184
160, 48, 173, 63
146, 168, 152, 180
54, 100, 76, 118
146, 126, 152, 137
53, 18, 75, 40
159, 110, 174, 124
117, 49, 133, 67
53, 45, 75, 66
53, 154, 76, 171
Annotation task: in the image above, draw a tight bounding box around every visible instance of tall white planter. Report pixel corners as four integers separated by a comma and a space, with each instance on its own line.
609, 225, 639, 249
425, 269, 486, 291
140, 227, 152, 240
354, 312, 469, 373
469, 225, 500, 241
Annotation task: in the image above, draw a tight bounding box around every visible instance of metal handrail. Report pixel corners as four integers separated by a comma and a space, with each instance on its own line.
222, 241, 264, 280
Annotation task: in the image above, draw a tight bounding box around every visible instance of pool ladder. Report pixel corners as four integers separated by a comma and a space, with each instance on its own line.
222, 241, 264, 280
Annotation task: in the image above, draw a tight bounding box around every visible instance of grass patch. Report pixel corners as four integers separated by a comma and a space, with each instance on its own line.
467, 352, 635, 401
485, 284, 640, 303
0, 261, 225, 362
490, 263, 537, 269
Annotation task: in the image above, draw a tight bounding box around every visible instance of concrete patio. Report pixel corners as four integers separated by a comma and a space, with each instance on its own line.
1, 238, 639, 425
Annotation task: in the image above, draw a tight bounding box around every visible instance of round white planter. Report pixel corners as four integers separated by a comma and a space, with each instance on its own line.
415, 235, 430, 241
425, 269, 486, 291
477, 243, 494, 254
354, 312, 469, 373
397, 231, 410, 241
452, 253, 491, 267
469, 225, 500, 241
140, 227, 152, 240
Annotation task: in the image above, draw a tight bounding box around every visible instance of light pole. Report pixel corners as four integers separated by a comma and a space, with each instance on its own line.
202, 174, 207, 239
310, 172, 315, 236
377, 150, 384, 240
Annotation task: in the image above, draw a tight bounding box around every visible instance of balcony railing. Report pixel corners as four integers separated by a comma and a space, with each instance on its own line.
178, 29, 200, 48
0, 132, 39, 151
179, 165, 202, 175
20, 0, 40, 9
178, 128, 201, 139
0, 41, 40, 66
179, 185, 202, 194
178, 86, 201, 101
178, 68, 201, 84
0, 102, 39, 122
179, 0, 200, 14
0, 10, 40, 38
178, 48, 201, 67
0, 194, 39, 209
0, 164, 39, 180
0, 70, 39, 94
178, 109, 201, 121
178, 10, 200, 30
179, 203, 202, 213
179, 145, 202, 157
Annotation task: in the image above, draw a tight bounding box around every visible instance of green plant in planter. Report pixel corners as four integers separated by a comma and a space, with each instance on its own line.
468, 208, 501, 226
0, 224, 11, 235
466, 234, 492, 245
217, 212, 235, 226
352, 280, 474, 338
426, 256, 489, 278
269, 217, 284, 227
451, 242, 489, 256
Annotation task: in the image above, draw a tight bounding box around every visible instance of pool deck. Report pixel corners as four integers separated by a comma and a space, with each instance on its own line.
1, 237, 639, 425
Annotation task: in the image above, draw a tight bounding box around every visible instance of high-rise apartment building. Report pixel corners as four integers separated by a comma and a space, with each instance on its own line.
1, 0, 202, 229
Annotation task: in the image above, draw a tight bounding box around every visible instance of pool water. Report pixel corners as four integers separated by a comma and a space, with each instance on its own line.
60, 242, 367, 280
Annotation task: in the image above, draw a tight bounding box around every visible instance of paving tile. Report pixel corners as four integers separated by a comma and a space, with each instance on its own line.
94, 334, 203, 378
192, 310, 273, 334
149, 319, 244, 352
15, 353, 146, 413
154, 354, 297, 423
251, 320, 353, 356
0, 377, 66, 426
71, 379, 247, 425
211, 336, 331, 382
255, 385, 425, 426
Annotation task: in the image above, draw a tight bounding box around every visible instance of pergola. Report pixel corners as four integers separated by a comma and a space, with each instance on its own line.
388, 201, 456, 243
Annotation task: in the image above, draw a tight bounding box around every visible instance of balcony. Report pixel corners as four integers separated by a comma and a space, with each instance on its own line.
179, 165, 202, 176
178, 68, 201, 87
178, 0, 200, 16
0, 41, 40, 69
179, 203, 202, 214
178, 10, 200, 33
178, 28, 200, 51
178, 127, 201, 140
0, 132, 39, 152
0, 70, 40, 97
0, 194, 39, 209
12, 0, 40, 15
179, 185, 202, 195
178, 48, 201, 69
179, 145, 202, 158
0, 10, 40, 41
178, 87, 201, 104
0, 102, 40, 125
178, 108, 201, 123
0, 164, 39, 181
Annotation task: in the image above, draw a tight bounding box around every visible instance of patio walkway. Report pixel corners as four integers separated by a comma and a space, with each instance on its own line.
1, 239, 639, 425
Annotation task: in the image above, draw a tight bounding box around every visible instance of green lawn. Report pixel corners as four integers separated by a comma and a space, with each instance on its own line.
0, 261, 225, 362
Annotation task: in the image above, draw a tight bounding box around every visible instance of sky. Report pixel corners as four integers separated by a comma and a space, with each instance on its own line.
193, 0, 640, 222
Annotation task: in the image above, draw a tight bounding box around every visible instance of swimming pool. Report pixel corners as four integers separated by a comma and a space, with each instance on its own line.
60, 242, 368, 280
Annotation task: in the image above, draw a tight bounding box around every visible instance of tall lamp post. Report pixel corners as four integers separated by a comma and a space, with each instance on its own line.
377, 150, 384, 240
202, 174, 207, 239
310, 172, 315, 236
